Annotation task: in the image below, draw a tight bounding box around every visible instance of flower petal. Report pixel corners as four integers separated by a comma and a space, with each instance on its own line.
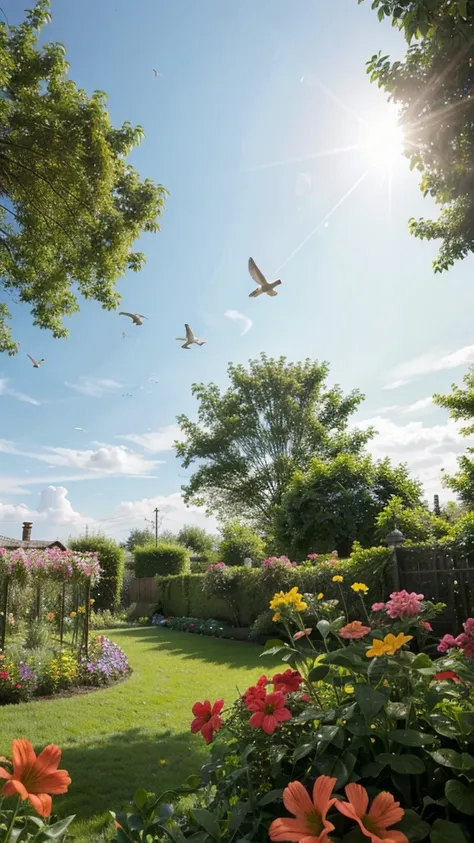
211, 699, 224, 716
192, 701, 210, 718
200, 722, 214, 744
2, 779, 29, 800
369, 792, 403, 829
344, 783, 369, 817
28, 792, 52, 818
34, 745, 62, 777
380, 832, 409, 843
274, 707, 292, 723
262, 714, 278, 735
313, 776, 337, 815
269, 817, 308, 842
249, 711, 264, 729
283, 781, 315, 818
0, 767, 12, 781
28, 770, 71, 795
191, 717, 203, 734
11, 739, 36, 779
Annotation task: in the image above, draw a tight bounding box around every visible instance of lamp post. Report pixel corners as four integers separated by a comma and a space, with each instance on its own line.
384, 528, 405, 591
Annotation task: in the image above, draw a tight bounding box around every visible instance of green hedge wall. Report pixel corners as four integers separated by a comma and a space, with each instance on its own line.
70, 535, 125, 611
134, 543, 190, 577
156, 546, 391, 627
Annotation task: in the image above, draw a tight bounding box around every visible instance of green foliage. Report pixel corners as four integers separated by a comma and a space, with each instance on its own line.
163, 616, 225, 637
363, 0, 474, 272
123, 529, 154, 552
434, 368, 474, 506
275, 454, 423, 557
176, 353, 372, 527
134, 543, 190, 577
219, 520, 265, 566
177, 525, 215, 554
375, 495, 450, 542
0, 1, 167, 354
70, 535, 125, 611
441, 511, 474, 556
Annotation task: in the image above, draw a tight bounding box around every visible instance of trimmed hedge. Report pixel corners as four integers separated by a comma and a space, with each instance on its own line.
156, 545, 391, 627
134, 543, 190, 577
69, 535, 125, 611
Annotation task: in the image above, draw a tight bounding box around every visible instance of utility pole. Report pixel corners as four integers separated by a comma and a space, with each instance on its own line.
154, 507, 159, 546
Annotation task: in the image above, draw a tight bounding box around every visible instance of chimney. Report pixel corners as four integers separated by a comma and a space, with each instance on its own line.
22, 521, 33, 542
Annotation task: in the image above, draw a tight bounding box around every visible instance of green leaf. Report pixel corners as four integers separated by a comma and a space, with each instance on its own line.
362, 761, 384, 778
309, 665, 330, 682
429, 714, 461, 738
412, 653, 433, 669
186, 774, 202, 788
41, 817, 76, 839
292, 706, 323, 723
430, 819, 468, 843
314, 756, 349, 788
395, 809, 430, 842
229, 801, 250, 832
317, 620, 331, 639
262, 645, 293, 657
430, 749, 474, 771
458, 0, 468, 19
457, 712, 474, 735
445, 779, 474, 815
293, 741, 317, 762
258, 789, 284, 806
355, 684, 387, 722
133, 788, 150, 809
330, 615, 347, 632
388, 730, 436, 746
387, 702, 409, 719
376, 753, 425, 774
193, 809, 221, 840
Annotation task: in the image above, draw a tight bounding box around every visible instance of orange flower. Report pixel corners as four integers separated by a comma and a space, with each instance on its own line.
293, 628, 312, 641
336, 783, 408, 843
0, 739, 71, 817
339, 621, 371, 640
269, 776, 337, 843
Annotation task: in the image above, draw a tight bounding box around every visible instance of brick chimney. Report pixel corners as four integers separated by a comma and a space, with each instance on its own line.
22, 521, 33, 542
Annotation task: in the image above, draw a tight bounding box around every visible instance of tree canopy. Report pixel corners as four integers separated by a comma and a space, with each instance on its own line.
177, 525, 215, 554
176, 354, 372, 527
434, 367, 474, 505
273, 454, 423, 557
363, 0, 474, 272
0, 1, 166, 353
123, 528, 154, 552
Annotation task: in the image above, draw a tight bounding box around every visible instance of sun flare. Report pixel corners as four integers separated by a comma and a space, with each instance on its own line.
363, 115, 405, 165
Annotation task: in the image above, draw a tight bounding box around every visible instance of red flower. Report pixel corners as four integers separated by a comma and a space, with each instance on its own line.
257, 674, 269, 687
273, 669, 304, 693
244, 683, 267, 707
433, 670, 461, 684
301, 694, 311, 703
191, 699, 224, 744
247, 691, 292, 735
16, 684, 22, 689
0, 671, 9, 680
0, 739, 70, 818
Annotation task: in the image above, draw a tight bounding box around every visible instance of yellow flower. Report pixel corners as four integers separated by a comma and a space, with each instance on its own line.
370, 737, 376, 744
332, 575, 343, 583
272, 612, 281, 622
366, 638, 389, 659
317, 593, 324, 600
69, 611, 77, 618
77, 605, 86, 614
351, 582, 369, 594
89, 599, 95, 606
159, 759, 167, 766
383, 632, 413, 655
269, 586, 308, 616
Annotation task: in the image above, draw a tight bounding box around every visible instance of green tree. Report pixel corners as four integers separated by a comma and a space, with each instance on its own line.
0, 1, 166, 354
176, 354, 371, 527
123, 528, 153, 552
363, 0, 474, 272
434, 366, 474, 505
218, 521, 265, 567
274, 455, 423, 558
177, 525, 215, 554
375, 495, 449, 543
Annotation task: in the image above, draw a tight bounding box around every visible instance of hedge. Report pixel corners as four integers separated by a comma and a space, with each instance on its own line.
155, 545, 391, 627
69, 535, 125, 611
134, 543, 190, 577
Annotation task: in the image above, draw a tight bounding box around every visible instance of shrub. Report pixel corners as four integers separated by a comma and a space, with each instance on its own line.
134, 542, 190, 577
69, 535, 124, 611
177, 525, 215, 554
441, 510, 474, 556
218, 521, 265, 566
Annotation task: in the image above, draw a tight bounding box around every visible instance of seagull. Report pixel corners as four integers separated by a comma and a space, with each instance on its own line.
248, 258, 282, 298
73, 427, 86, 431
153, 69, 161, 77
122, 331, 129, 339
119, 312, 148, 326
27, 354, 44, 368
176, 324, 205, 349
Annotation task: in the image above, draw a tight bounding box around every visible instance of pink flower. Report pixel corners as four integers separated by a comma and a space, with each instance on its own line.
339, 621, 371, 640
419, 621, 432, 632
437, 634, 458, 653
371, 603, 385, 613
307, 553, 319, 560
273, 670, 304, 693
301, 694, 311, 703
247, 691, 292, 735
191, 699, 224, 744
385, 590, 424, 620
454, 617, 474, 658
294, 628, 313, 641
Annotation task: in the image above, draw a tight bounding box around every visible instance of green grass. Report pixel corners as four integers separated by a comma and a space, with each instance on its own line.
0, 627, 278, 839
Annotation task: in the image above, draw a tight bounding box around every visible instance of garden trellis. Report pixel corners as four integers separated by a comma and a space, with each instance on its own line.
0, 547, 101, 654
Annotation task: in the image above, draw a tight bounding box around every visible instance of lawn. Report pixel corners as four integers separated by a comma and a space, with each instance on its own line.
0, 627, 278, 839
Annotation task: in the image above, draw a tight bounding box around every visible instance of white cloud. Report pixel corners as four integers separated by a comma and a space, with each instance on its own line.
116, 424, 181, 454
357, 414, 471, 500
385, 343, 474, 388
0, 378, 41, 405
112, 492, 218, 535
402, 397, 433, 415
0, 439, 159, 477
224, 309, 253, 336
65, 377, 122, 398
0, 486, 88, 539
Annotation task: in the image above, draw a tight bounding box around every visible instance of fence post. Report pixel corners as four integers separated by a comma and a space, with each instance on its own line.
385, 529, 405, 592
0, 576, 9, 651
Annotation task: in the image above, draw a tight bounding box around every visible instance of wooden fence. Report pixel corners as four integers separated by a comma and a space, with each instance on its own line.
129, 576, 158, 605
395, 545, 474, 634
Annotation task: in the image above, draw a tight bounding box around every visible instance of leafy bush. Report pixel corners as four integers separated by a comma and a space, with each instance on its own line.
441, 510, 474, 556
177, 525, 215, 554
163, 616, 225, 637
376, 495, 450, 542
69, 535, 125, 611
218, 521, 265, 566
134, 543, 190, 577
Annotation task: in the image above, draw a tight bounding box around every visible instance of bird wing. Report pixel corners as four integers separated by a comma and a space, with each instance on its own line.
266, 289, 278, 297
181, 343, 191, 349
137, 315, 148, 319
185, 324, 195, 341
27, 354, 37, 365
248, 288, 262, 298
119, 312, 135, 320
248, 257, 267, 287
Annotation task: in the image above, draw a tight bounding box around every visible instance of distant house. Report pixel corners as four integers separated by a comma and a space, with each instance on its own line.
0, 521, 66, 551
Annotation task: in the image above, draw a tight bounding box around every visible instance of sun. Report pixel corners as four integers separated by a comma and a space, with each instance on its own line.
362, 115, 405, 165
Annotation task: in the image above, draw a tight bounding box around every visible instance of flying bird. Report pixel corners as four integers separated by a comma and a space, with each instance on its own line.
73, 427, 86, 431
153, 69, 161, 77
248, 258, 282, 298
27, 354, 44, 368
119, 312, 148, 326
176, 324, 205, 349
122, 331, 129, 339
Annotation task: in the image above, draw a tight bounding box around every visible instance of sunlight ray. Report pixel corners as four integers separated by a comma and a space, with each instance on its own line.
244, 144, 363, 172
275, 168, 371, 274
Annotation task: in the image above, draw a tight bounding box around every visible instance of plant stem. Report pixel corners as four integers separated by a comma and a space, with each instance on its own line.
359, 594, 371, 624
338, 584, 349, 619
4, 795, 21, 843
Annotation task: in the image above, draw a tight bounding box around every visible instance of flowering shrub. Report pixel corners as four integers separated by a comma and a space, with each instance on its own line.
161, 615, 225, 637
80, 635, 130, 685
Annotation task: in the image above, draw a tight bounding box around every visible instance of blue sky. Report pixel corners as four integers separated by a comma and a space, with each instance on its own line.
1, 0, 474, 543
